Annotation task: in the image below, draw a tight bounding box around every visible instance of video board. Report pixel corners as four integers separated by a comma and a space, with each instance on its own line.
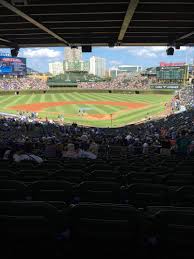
0, 56, 26, 76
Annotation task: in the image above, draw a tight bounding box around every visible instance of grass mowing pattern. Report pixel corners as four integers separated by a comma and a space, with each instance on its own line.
0, 92, 172, 127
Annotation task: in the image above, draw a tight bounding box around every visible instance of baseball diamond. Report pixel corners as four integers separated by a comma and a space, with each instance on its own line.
0, 92, 172, 127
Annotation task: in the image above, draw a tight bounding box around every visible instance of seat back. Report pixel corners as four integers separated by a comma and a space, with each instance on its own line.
17, 170, 49, 182
0, 180, 26, 201
78, 181, 120, 203
174, 186, 194, 206
0, 201, 59, 256
127, 183, 169, 207
0, 170, 16, 180
30, 180, 74, 202
89, 170, 119, 182
69, 203, 142, 245
52, 169, 85, 183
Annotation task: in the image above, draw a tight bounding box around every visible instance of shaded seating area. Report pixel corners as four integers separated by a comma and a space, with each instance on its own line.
0, 155, 194, 258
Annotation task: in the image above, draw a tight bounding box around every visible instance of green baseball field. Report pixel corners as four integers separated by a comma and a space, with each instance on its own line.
0, 92, 172, 127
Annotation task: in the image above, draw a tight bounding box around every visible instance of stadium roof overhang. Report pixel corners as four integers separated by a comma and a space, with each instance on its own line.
0, 0, 193, 48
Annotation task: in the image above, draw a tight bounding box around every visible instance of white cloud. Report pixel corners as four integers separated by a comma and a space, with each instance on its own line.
22, 48, 61, 58
126, 46, 188, 58
128, 47, 157, 58
136, 48, 157, 58
149, 46, 166, 52
112, 46, 129, 51
149, 46, 187, 52
109, 60, 121, 65
179, 46, 187, 51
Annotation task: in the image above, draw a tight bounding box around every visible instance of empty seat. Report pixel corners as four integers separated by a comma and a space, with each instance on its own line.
62, 162, 86, 170
174, 186, 194, 206
30, 180, 74, 203
89, 170, 119, 182
88, 164, 113, 173
175, 164, 194, 174
146, 206, 194, 216
0, 180, 26, 201
0, 160, 13, 169
69, 203, 145, 256
153, 209, 194, 258
17, 170, 50, 182
0, 201, 60, 257
40, 162, 63, 172
51, 169, 85, 183
13, 161, 38, 170
78, 181, 120, 203
127, 172, 156, 184
165, 174, 194, 186
126, 184, 169, 207
0, 170, 16, 180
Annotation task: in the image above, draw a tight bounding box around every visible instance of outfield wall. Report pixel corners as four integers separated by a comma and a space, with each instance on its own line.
0, 88, 175, 96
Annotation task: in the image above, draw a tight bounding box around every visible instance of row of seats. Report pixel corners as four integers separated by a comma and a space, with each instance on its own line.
0, 156, 194, 171
1, 180, 194, 207
1, 201, 194, 258
1, 168, 194, 187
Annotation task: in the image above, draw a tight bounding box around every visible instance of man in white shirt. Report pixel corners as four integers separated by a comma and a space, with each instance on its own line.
13, 143, 43, 164
142, 142, 149, 154
79, 149, 97, 160
13, 153, 43, 163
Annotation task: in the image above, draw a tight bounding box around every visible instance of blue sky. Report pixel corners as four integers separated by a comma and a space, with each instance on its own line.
0, 46, 193, 72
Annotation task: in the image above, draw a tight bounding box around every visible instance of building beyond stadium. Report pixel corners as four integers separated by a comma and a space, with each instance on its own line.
110, 65, 142, 78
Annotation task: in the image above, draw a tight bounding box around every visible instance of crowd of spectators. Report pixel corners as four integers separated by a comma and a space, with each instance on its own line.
78, 73, 157, 90
0, 77, 48, 91
179, 85, 194, 109
0, 106, 194, 163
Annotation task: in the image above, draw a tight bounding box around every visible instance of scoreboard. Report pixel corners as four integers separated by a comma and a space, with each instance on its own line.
0, 56, 26, 76
156, 66, 188, 80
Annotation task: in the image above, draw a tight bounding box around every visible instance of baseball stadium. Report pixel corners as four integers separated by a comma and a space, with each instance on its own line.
1, 1, 194, 259
0, 57, 187, 127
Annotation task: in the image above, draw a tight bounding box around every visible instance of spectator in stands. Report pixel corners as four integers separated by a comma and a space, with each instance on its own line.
142, 142, 149, 154
0, 77, 48, 91
78, 72, 156, 90
62, 143, 79, 159
79, 145, 97, 160
13, 143, 43, 163
3, 147, 12, 160
189, 140, 194, 155
44, 138, 57, 158
176, 130, 191, 155
89, 140, 99, 156
179, 85, 194, 109
160, 136, 171, 156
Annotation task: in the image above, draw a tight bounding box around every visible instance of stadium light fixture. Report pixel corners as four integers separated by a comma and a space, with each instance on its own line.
166, 47, 174, 56
175, 44, 180, 50
11, 47, 19, 57
82, 46, 92, 53
108, 43, 115, 48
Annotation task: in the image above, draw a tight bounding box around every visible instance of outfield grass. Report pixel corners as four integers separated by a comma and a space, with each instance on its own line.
0, 92, 172, 127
